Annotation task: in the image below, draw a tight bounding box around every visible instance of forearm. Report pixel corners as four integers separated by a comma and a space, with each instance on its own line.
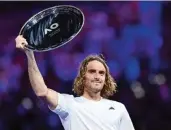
26, 51, 48, 96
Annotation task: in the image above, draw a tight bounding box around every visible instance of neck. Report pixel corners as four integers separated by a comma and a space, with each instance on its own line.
82, 91, 102, 101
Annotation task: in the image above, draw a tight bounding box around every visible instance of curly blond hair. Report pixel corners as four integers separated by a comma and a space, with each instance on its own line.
73, 54, 117, 98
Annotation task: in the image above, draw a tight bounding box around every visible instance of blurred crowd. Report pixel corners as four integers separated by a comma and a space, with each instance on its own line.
0, 1, 171, 130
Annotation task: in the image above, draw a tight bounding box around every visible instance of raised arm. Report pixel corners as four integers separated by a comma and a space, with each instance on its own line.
15, 35, 58, 110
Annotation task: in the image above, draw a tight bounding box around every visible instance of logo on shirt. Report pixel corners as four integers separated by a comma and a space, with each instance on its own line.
109, 106, 115, 110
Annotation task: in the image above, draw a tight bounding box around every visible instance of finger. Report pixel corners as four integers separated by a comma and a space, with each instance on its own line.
16, 36, 26, 41
21, 38, 27, 43
16, 35, 23, 40
16, 43, 25, 48
15, 39, 24, 44
23, 45, 28, 49
16, 44, 23, 49
25, 41, 28, 45
21, 41, 26, 45
19, 40, 27, 45
23, 45, 30, 51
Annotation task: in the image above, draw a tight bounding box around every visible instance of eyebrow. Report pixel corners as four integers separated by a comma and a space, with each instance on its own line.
88, 69, 96, 72
88, 69, 106, 73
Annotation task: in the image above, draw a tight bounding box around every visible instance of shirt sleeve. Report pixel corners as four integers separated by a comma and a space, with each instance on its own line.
49, 93, 74, 119
119, 105, 135, 130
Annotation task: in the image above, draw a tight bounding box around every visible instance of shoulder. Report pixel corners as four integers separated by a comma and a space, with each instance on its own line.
58, 93, 75, 102
59, 93, 74, 98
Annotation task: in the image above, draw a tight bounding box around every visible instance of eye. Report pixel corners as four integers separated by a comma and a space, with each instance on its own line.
88, 69, 96, 73
99, 71, 105, 75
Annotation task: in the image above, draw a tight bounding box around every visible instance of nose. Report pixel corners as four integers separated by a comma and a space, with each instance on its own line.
94, 73, 100, 80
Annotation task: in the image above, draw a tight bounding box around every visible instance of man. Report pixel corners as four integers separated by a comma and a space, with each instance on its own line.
15, 35, 135, 130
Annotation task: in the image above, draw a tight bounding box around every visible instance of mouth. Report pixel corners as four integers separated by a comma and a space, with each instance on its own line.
93, 82, 101, 84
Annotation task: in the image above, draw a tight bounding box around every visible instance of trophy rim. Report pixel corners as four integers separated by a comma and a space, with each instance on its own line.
19, 5, 85, 52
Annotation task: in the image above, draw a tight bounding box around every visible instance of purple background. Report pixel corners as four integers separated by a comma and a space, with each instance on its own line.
0, 1, 171, 130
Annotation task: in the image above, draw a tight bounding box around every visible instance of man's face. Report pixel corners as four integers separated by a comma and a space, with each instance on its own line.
84, 60, 106, 94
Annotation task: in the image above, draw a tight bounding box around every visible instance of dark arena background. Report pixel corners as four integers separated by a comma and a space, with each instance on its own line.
0, 1, 171, 130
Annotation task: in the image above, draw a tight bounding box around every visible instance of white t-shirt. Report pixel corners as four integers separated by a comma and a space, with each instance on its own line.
50, 93, 135, 130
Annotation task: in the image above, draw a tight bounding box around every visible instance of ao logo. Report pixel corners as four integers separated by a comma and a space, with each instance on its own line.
44, 23, 59, 35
